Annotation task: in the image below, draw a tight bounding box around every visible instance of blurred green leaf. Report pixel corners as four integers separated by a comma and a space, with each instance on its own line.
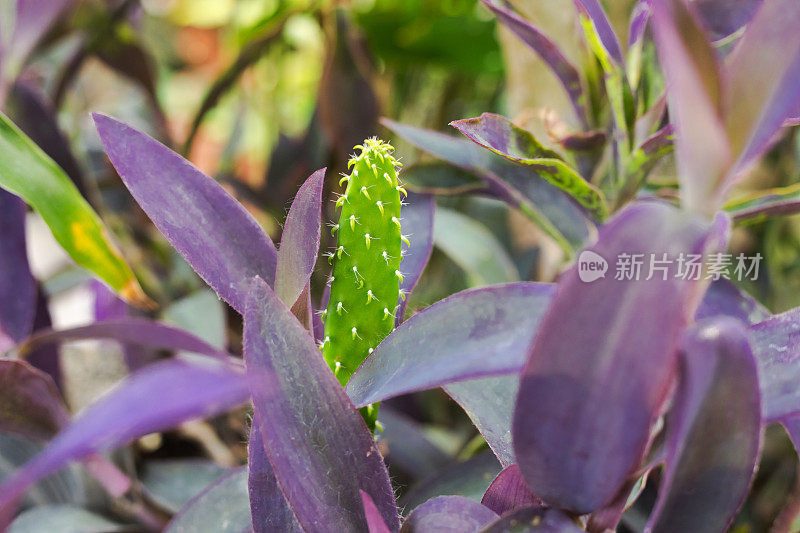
433, 207, 519, 286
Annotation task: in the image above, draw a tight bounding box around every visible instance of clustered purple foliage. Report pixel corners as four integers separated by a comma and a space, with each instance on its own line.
2, 0, 800, 532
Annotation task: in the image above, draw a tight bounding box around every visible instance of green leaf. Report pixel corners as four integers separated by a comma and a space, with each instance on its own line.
0, 112, 149, 306
433, 208, 519, 286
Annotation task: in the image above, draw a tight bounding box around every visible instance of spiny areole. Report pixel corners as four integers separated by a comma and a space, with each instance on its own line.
321, 138, 407, 427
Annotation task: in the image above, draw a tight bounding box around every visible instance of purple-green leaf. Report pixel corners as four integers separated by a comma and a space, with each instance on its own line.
573, 0, 624, 66
396, 192, 434, 324
247, 420, 301, 533
451, 114, 607, 220
694, 0, 761, 41
94, 114, 278, 314
513, 201, 726, 513
646, 318, 761, 533
478, 0, 587, 127
722, 0, 800, 174
346, 283, 554, 407
0, 360, 68, 441
0, 188, 35, 351
275, 168, 325, 307
400, 496, 497, 533
480, 465, 540, 516
652, 0, 731, 213
382, 119, 591, 252
0, 358, 250, 526
244, 277, 399, 532
724, 183, 800, 221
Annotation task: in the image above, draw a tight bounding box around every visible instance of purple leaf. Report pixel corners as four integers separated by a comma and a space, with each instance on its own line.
27, 287, 62, 390
694, 0, 762, 41
247, 420, 301, 533
166, 468, 251, 533
723, 0, 800, 176
478, 506, 583, 533
244, 278, 399, 532
480, 465, 541, 516
652, 0, 731, 213
628, 0, 653, 49
275, 168, 325, 307
646, 318, 761, 533
346, 283, 554, 407
401, 496, 497, 533
695, 279, 769, 325
749, 307, 800, 422
361, 491, 393, 533
0, 358, 250, 527
93, 114, 278, 314
20, 319, 231, 362
478, 0, 587, 128
444, 376, 518, 468
0, 360, 68, 441
0, 187, 35, 351
573, 0, 624, 66
513, 201, 727, 513
396, 192, 434, 325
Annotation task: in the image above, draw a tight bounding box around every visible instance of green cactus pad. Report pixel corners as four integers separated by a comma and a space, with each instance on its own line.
322, 138, 406, 399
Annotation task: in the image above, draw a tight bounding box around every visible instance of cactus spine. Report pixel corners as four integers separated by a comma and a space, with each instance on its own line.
322, 138, 406, 419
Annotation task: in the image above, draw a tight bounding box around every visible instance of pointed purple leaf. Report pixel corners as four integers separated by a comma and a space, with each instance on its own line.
346, 283, 554, 407
479, 0, 587, 127
396, 192, 434, 324
247, 420, 301, 533
444, 376, 518, 468
244, 278, 399, 533
361, 491, 393, 533
646, 318, 761, 533
0, 358, 249, 526
0, 360, 68, 441
20, 319, 231, 362
723, 0, 800, 174
401, 496, 497, 533
0, 188, 35, 351
93, 114, 277, 314
749, 307, 800, 421
652, 0, 731, 212
478, 506, 583, 533
574, 0, 624, 66
513, 201, 727, 513
480, 465, 541, 516
275, 168, 325, 307
628, 0, 652, 49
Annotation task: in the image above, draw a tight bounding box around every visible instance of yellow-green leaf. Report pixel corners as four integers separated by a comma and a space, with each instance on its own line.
0, 112, 149, 306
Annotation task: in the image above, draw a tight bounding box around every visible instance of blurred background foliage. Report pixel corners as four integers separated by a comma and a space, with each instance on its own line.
6, 0, 800, 529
